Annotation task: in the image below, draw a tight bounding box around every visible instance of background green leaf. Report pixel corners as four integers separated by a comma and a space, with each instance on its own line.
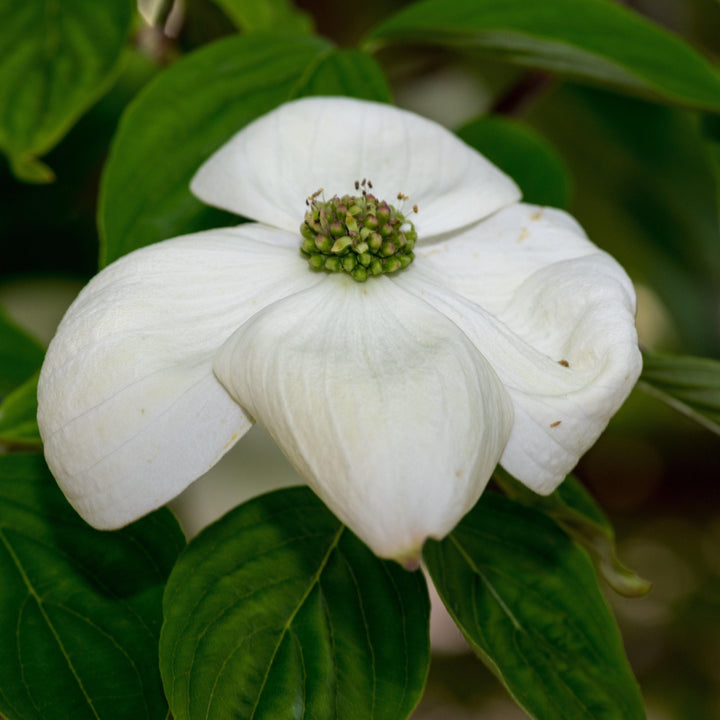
0, 311, 44, 398
0, 0, 134, 182
639, 351, 720, 435
368, 0, 720, 112
296, 49, 393, 102
0, 453, 185, 720
0, 372, 41, 449
211, 0, 313, 33
160, 487, 430, 720
457, 116, 571, 208
493, 468, 651, 597
99, 35, 391, 266
425, 492, 646, 720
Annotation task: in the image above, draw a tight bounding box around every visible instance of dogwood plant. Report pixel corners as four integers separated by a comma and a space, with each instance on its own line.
37, 97, 641, 565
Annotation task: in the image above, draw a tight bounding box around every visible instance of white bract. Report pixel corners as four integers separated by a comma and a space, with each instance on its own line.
37, 97, 641, 565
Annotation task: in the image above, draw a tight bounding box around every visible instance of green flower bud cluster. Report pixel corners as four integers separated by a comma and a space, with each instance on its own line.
300, 188, 417, 282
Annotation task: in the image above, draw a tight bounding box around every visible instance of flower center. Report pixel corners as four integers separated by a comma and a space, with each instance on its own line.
299, 184, 417, 283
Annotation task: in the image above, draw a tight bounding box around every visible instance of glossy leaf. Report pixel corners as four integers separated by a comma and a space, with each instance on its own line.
457, 116, 571, 208
368, 0, 720, 112
99, 36, 394, 265
211, 0, 313, 33
425, 492, 646, 720
0, 311, 44, 398
99, 33, 328, 265
0, 0, 134, 182
0, 372, 41, 449
639, 351, 720, 436
0, 453, 185, 720
160, 487, 430, 720
296, 49, 392, 103
493, 468, 651, 597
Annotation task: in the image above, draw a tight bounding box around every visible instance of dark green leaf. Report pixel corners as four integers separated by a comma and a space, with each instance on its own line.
457, 116, 571, 208
367, 0, 720, 112
295, 49, 392, 103
0, 372, 41, 449
0, 0, 134, 182
425, 492, 646, 720
639, 351, 720, 435
160, 487, 430, 720
99, 35, 395, 266
99, 33, 333, 265
0, 311, 44, 398
0, 454, 185, 720
493, 468, 651, 597
211, 0, 313, 33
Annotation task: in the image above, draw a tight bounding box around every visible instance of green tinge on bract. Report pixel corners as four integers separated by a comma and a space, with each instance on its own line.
300, 189, 416, 282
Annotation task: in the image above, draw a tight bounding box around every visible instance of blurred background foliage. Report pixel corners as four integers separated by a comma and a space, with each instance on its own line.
0, 0, 718, 718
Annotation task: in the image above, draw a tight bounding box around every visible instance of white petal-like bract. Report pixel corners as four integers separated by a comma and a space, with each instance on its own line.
191, 96, 521, 241
413, 204, 641, 493
213, 275, 514, 562
38, 225, 318, 528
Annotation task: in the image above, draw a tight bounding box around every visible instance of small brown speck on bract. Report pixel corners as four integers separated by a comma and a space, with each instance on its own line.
517, 227, 529, 242
558, 359, 570, 367
550, 421, 561, 428
530, 209, 543, 221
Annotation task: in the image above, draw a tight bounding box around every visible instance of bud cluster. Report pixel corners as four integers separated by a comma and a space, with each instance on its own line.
300, 186, 416, 282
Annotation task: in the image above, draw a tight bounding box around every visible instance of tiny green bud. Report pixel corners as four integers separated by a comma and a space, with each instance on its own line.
315, 234, 333, 253
331, 236, 353, 254
382, 257, 402, 273
308, 254, 326, 270
399, 252, 414, 268
345, 214, 359, 234
352, 266, 368, 282
380, 241, 396, 257
342, 255, 356, 272
368, 232, 382, 252
325, 256, 341, 272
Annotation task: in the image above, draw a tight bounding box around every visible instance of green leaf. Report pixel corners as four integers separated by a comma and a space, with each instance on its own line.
0, 0, 134, 182
99, 33, 332, 266
0, 453, 185, 720
296, 49, 392, 103
639, 351, 720, 435
425, 492, 646, 720
160, 487, 430, 720
457, 116, 571, 208
493, 468, 651, 597
367, 0, 720, 112
0, 311, 44, 398
211, 0, 313, 33
0, 372, 41, 449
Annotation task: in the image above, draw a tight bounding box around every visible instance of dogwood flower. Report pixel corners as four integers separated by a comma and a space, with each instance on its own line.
37, 97, 641, 565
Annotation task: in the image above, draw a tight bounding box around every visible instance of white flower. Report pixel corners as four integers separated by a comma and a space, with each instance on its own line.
37, 97, 641, 565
